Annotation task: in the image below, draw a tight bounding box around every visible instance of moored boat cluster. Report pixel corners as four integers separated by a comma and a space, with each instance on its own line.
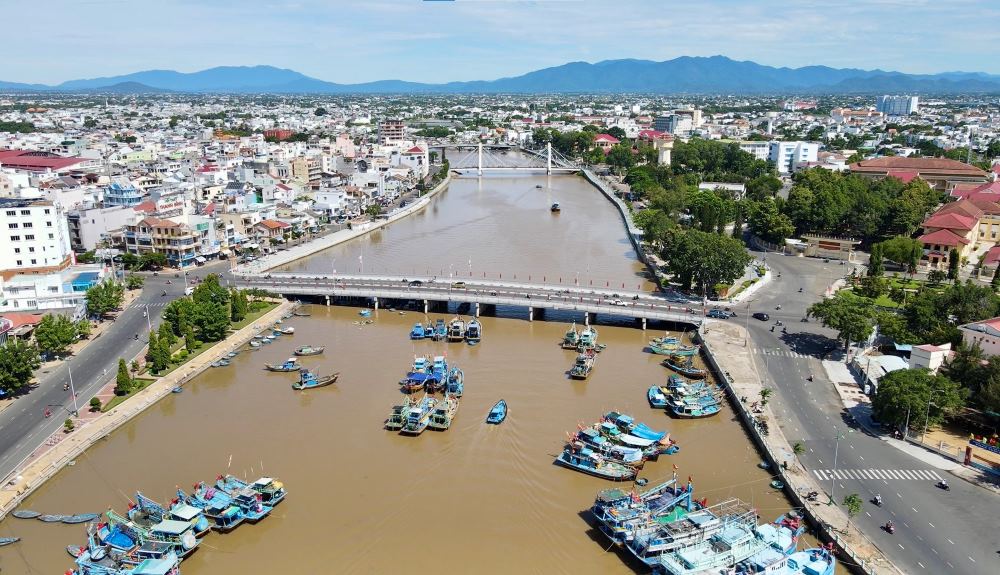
556, 412, 680, 481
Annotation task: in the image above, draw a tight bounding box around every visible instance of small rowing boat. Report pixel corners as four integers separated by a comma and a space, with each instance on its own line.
293, 345, 325, 356
11, 510, 40, 519
292, 370, 339, 390
486, 399, 507, 424
661, 358, 706, 378
0, 537, 20, 547
265, 358, 301, 372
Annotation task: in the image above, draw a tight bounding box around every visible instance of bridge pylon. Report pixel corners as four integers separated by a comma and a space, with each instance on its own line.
546, 142, 552, 175
477, 142, 483, 176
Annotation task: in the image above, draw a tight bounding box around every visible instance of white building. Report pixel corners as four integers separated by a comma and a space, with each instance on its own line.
958, 317, 1000, 357
768, 141, 819, 174
0, 265, 105, 318
67, 205, 137, 252
736, 141, 771, 162
877, 95, 919, 116
0, 197, 73, 277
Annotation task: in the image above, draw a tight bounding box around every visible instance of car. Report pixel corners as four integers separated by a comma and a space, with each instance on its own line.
408, 280, 423, 287
611, 299, 628, 307
451, 281, 466, 289
707, 309, 731, 319
752, 312, 770, 321
489, 290, 498, 296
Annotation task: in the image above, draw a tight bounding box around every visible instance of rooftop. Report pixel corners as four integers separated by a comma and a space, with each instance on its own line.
850, 156, 987, 177
918, 228, 970, 246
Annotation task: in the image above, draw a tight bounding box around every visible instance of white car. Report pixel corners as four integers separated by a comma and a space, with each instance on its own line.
611, 299, 628, 306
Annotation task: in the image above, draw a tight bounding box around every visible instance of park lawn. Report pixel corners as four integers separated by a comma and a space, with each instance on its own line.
230, 300, 278, 330
102, 377, 157, 412
872, 294, 901, 309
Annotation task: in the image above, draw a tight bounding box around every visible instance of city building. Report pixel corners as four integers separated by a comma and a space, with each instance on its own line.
735, 141, 771, 162
0, 197, 74, 280
768, 141, 819, 174
123, 216, 199, 268
910, 343, 952, 374
378, 119, 405, 144
67, 205, 136, 252
103, 176, 144, 207
594, 134, 620, 151
0, 149, 102, 174
850, 157, 988, 193
877, 95, 919, 116
0, 265, 104, 317
959, 317, 1000, 357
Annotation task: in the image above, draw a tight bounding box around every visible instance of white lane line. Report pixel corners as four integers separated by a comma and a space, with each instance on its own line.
911, 507, 918, 513
932, 548, 938, 555
928, 522, 935, 528
858, 455, 864, 461
896, 492, 902, 498
898, 543, 904, 549
918, 562, 925, 569
865, 511, 871, 517
948, 539, 955, 545
969, 557, 976, 563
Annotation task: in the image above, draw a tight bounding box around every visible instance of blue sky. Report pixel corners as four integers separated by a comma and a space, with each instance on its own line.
4, 0, 999, 84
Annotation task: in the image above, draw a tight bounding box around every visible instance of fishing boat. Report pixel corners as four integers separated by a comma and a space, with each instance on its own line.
293, 309, 311, 317
171, 386, 183, 393
595, 421, 678, 457
106, 508, 200, 559
555, 446, 636, 481
650, 335, 680, 346
359, 309, 372, 317
486, 399, 507, 424
273, 326, 295, 335
741, 546, 836, 575
11, 510, 40, 519
561, 322, 580, 349
264, 358, 300, 372
551, 202, 561, 212
199, 482, 271, 524
446, 366, 464, 397
399, 372, 433, 393
96, 519, 140, 552
571, 430, 646, 466
249, 340, 262, 348
649, 342, 700, 356
669, 398, 721, 419
399, 395, 438, 436
447, 318, 466, 342
261, 335, 275, 344
427, 394, 460, 431
429, 356, 449, 392
590, 475, 698, 546
409, 322, 427, 339
293, 345, 325, 356
385, 397, 412, 431
648, 385, 671, 409
577, 325, 599, 351
0, 537, 19, 547
667, 389, 721, 407
63, 513, 100, 524
177, 486, 245, 533
604, 412, 669, 442
216, 475, 287, 506
662, 358, 706, 378
465, 318, 482, 344
432, 319, 447, 341
293, 369, 339, 390
569, 349, 596, 380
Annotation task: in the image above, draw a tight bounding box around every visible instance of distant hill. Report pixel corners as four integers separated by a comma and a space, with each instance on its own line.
3, 57, 1000, 94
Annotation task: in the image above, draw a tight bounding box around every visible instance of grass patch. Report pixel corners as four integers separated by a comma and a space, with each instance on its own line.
102, 377, 157, 412
872, 294, 901, 309
230, 301, 278, 331
155, 342, 217, 377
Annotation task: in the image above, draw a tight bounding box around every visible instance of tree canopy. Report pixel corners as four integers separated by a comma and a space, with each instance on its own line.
661, 229, 753, 294
85, 281, 125, 318
808, 291, 878, 350
872, 368, 966, 432
0, 339, 40, 395
33, 314, 79, 357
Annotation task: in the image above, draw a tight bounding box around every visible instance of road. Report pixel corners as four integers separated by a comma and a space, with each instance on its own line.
0, 268, 219, 485
741, 250, 999, 574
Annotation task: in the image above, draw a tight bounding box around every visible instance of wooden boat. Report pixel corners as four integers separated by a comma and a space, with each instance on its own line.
486, 399, 507, 424
447, 318, 466, 342
385, 398, 412, 431
216, 475, 287, 507
0, 537, 19, 547
409, 322, 427, 339
555, 447, 636, 481
432, 319, 447, 341
400, 395, 438, 436
293, 370, 339, 390
249, 340, 262, 348
400, 372, 431, 393
551, 202, 561, 212
465, 318, 482, 345
211, 358, 231, 367
427, 394, 460, 431
669, 398, 721, 419
293, 345, 325, 356
62, 513, 100, 524
569, 349, 596, 380
38, 514, 67, 522
561, 322, 580, 349
446, 366, 464, 397
649, 343, 699, 356
292, 310, 311, 317
661, 358, 706, 378
571, 431, 646, 467
264, 358, 301, 372
11, 509, 40, 519
648, 385, 670, 409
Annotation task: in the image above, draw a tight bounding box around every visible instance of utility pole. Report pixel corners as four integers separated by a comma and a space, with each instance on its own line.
67, 363, 79, 417
145, 304, 152, 332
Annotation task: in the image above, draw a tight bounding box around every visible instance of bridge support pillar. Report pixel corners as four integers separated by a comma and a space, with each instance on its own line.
477, 142, 483, 177
585, 312, 594, 326
546, 142, 552, 175
374, 297, 379, 310
475, 302, 480, 317
528, 306, 534, 322
325, 295, 330, 307
423, 300, 429, 314
642, 317, 647, 330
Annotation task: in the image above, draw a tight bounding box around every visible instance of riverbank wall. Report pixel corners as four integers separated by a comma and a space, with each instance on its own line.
580, 169, 662, 288
244, 175, 451, 275
697, 322, 902, 575
0, 300, 296, 520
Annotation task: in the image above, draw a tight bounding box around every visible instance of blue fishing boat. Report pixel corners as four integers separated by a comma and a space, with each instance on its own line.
292, 369, 339, 390
591, 475, 698, 546
669, 398, 721, 419
264, 357, 300, 372
216, 485, 271, 523
293, 345, 325, 356
604, 412, 669, 442
668, 389, 721, 407
400, 394, 438, 436
359, 309, 372, 318
177, 486, 245, 533
649, 342, 699, 356
648, 385, 670, 409
105, 508, 200, 559
555, 446, 637, 481
216, 475, 287, 506
486, 399, 507, 424
96, 520, 140, 552
446, 366, 464, 397
577, 325, 599, 351
11, 510, 41, 519
0, 537, 18, 547
409, 322, 427, 339
572, 429, 645, 466
465, 319, 482, 344
433, 319, 447, 341
561, 323, 580, 349
740, 546, 835, 575
662, 358, 706, 378
429, 355, 448, 392
400, 371, 433, 393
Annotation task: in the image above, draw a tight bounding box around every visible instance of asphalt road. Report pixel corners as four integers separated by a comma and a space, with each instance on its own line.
742, 250, 999, 574
0, 267, 223, 485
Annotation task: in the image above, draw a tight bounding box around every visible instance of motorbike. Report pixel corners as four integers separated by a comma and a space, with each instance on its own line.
161, 290, 167, 296
805, 491, 819, 502
936, 480, 950, 491
873, 495, 883, 507
885, 522, 895, 534
798, 287, 803, 293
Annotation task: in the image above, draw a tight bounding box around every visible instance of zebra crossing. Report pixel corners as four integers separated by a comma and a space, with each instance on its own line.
811, 468, 942, 482
127, 301, 168, 310
752, 348, 809, 359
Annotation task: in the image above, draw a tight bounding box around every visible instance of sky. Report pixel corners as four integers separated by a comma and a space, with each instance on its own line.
3, 0, 999, 84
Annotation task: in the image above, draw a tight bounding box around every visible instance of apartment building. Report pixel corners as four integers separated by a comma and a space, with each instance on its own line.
104, 176, 144, 207
123, 216, 198, 268
0, 197, 73, 281
378, 119, 405, 144
67, 204, 136, 252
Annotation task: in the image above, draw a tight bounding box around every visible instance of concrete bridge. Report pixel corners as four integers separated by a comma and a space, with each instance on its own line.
232, 272, 705, 329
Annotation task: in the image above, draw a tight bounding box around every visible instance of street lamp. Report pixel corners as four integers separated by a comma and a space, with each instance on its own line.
144, 304, 152, 332
66, 362, 79, 417
922, 389, 946, 441
829, 430, 853, 505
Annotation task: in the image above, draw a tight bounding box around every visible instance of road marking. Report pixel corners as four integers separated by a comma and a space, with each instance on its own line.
928, 522, 935, 528
865, 511, 871, 517
932, 548, 938, 555
969, 557, 975, 563
948, 539, 954, 545
917, 562, 925, 568
896, 492, 902, 498
898, 543, 904, 549
911, 507, 918, 513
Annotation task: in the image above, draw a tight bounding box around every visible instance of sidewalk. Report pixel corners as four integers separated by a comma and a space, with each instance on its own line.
700, 321, 902, 575
0, 299, 295, 519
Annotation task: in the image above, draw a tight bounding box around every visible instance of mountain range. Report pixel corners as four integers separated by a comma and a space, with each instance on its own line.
3, 56, 1000, 94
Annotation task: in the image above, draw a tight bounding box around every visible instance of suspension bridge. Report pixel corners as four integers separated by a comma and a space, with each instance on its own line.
442, 143, 579, 175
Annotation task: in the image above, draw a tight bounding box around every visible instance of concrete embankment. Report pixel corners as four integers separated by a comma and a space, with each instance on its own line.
244, 175, 451, 274
0, 300, 296, 520
697, 321, 902, 575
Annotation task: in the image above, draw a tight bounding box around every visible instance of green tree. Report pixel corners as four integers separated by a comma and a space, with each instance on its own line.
992, 265, 1000, 290
33, 314, 79, 357
927, 269, 946, 286
145, 330, 158, 366
89, 397, 102, 412
365, 204, 382, 218
138, 252, 167, 271
75, 319, 92, 339
871, 368, 966, 432
842, 493, 863, 531
662, 229, 754, 294
230, 288, 249, 322
0, 338, 41, 395
606, 144, 635, 173
193, 302, 230, 342
808, 291, 878, 352
947, 248, 960, 280
314, 107, 327, 116
880, 236, 923, 272
76, 250, 96, 264
85, 281, 125, 317
746, 199, 794, 244
605, 127, 627, 140
163, 297, 196, 336
158, 321, 176, 348
119, 252, 139, 270
867, 243, 884, 277
745, 175, 782, 201
114, 358, 133, 395
125, 274, 144, 290
184, 325, 198, 352
83, 117, 98, 129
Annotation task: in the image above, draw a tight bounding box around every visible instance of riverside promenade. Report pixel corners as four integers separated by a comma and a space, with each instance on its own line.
244, 174, 451, 274
699, 321, 903, 575
0, 299, 295, 520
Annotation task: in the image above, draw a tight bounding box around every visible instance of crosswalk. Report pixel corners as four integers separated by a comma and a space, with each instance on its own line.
811, 468, 942, 481
127, 301, 168, 309
752, 348, 809, 359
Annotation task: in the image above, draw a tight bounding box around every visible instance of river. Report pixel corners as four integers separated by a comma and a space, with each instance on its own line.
0, 172, 819, 575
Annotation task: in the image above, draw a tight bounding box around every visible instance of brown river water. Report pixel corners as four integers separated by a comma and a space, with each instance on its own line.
0, 173, 824, 575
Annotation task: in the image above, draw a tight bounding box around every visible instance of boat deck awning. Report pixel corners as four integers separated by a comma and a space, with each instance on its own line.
131, 557, 178, 575
170, 504, 201, 521
151, 519, 192, 535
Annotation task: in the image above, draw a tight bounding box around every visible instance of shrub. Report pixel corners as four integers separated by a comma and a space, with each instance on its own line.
89, 397, 102, 412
